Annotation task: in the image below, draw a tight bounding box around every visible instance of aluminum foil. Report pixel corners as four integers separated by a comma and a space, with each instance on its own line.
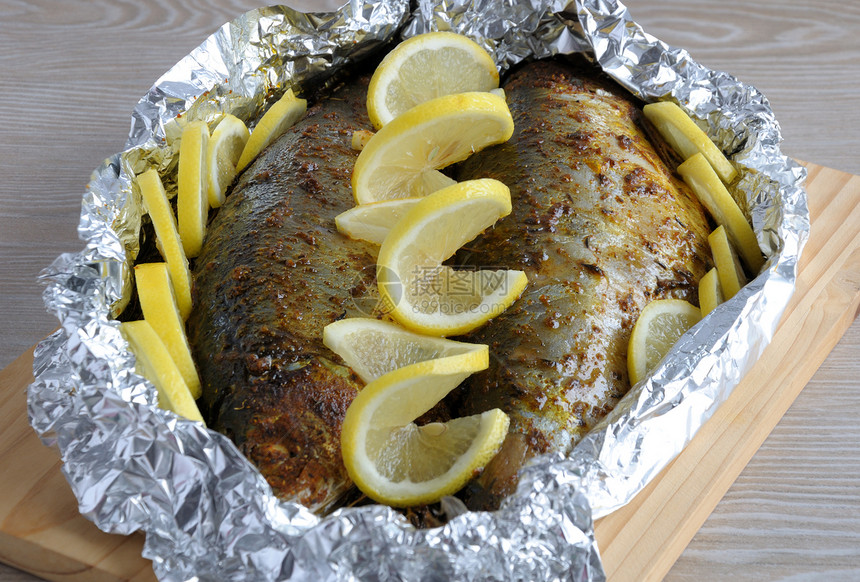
28, 0, 809, 580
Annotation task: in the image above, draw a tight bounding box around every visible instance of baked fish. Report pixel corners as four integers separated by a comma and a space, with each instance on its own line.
188, 57, 712, 514
453, 58, 713, 505
186, 76, 377, 513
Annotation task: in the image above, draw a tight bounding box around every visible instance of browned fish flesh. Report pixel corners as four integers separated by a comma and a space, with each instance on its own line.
187, 57, 713, 515
186, 76, 377, 513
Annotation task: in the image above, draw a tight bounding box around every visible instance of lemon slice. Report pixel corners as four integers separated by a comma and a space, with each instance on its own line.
341, 352, 509, 507
177, 120, 210, 258
136, 169, 193, 320
709, 225, 748, 299
236, 88, 307, 172
367, 31, 500, 129
207, 114, 249, 208
376, 179, 528, 336
134, 262, 201, 398
323, 317, 487, 383
352, 92, 514, 204
121, 320, 205, 423
678, 153, 764, 273
643, 100, 737, 183
627, 299, 702, 386
335, 198, 422, 244
698, 267, 724, 316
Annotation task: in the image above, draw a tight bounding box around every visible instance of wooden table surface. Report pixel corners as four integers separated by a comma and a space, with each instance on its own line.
1, 0, 858, 580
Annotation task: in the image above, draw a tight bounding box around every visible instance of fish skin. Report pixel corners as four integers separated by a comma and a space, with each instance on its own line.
186, 77, 378, 513
187, 58, 713, 514
454, 59, 713, 499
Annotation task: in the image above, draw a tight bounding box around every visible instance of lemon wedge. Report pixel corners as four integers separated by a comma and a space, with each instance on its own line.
351, 129, 375, 151
367, 31, 500, 129
136, 169, 193, 320
352, 92, 513, 204
236, 88, 307, 172
698, 267, 724, 316
323, 317, 487, 383
678, 153, 764, 273
207, 114, 249, 208
643, 100, 737, 183
121, 320, 205, 423
177, 120, 210, 258
627, 299, 702, 386
709, 225, 748, 299
134, 262, 201, 398
376, 179, 528, 336
335, 198, 422, 244
325, 318, 505, 505
341, 351, 509, 507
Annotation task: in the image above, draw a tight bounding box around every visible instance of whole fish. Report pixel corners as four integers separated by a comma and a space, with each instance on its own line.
453, 58, 713, 506
188, 58, 713, 515
186, 76, 378, 513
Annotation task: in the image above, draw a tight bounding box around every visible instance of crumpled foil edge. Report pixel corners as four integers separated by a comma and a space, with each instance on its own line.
27, 0, 809, 580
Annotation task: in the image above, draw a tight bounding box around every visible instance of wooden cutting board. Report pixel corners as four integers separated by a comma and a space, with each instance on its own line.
0, 161, 857, 582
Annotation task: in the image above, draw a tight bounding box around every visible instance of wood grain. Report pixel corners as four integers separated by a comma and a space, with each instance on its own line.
0, 0, 327, 369
669, 327, 860, 581
593, 164, 860, 581
0, 351, 154, 582
1, 163, 855, 582
0, 0, 858, 580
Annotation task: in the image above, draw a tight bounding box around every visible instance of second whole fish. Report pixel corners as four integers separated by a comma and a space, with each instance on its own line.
453, 58, 713, 506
